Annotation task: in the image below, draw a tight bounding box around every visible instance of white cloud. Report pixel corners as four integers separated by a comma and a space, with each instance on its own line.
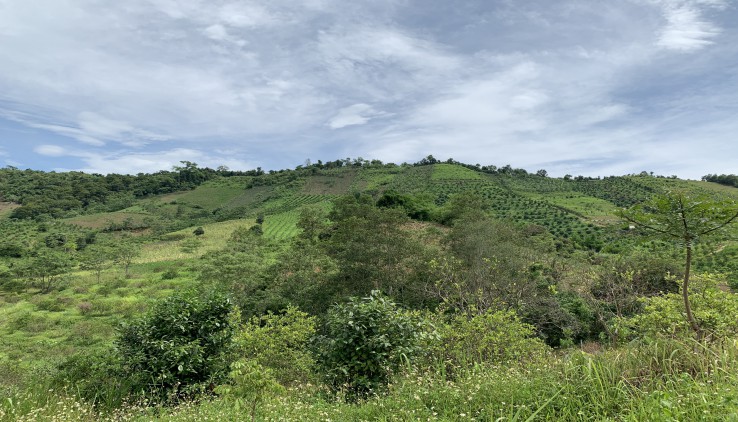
34, 144, 68, 157
203, 24, 229, 41
76, 148, 258, 175
655, 1, 722, 51
0, 0, 736, 178
217, 3, 281, 28
328, 103, 387, 129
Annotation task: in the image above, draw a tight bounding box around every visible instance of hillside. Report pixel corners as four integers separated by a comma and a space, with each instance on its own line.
2, 160, 738, 420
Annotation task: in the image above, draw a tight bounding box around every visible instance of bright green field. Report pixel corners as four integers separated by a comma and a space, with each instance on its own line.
523, 191, 619, 218
139, 219, 255, 263
432, 164, 483, 180
262, 210, 300, 240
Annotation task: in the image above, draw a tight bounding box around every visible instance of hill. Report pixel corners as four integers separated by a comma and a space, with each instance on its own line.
2, 159, 738, 420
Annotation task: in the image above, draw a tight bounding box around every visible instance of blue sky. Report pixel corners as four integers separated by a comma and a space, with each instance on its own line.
0, 0, 736, 178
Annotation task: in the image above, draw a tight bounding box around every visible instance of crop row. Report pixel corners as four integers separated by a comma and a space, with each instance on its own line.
263, 211, 301, 240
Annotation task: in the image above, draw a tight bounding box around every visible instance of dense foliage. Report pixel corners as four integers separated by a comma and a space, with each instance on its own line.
116, 290, 236, 401
703, 173, 738, 188
314, 291, 428, 399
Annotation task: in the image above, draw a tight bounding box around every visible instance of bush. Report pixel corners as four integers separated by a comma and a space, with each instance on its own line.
216, 360, 284, 422
433, 309, 549, 372
619, 273, 738, 342
161, 268, 179, 280
115, 289, 236, 402
54, 349, 135, 409
314, 291, 429, 399
234, 306, 317, 386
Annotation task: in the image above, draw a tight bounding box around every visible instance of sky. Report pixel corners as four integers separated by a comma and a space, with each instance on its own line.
0, 0, 736, 178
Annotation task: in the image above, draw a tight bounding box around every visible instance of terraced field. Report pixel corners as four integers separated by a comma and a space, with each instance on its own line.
262, 210, 301, 240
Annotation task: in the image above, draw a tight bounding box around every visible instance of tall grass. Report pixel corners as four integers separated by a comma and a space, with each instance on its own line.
3, 338, 738, 421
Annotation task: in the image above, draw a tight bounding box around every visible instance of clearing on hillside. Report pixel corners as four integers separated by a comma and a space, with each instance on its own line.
303, 170, 357, 195
0, 202, 19, 218
64, 211, 150, 229
432, 164, 483, 180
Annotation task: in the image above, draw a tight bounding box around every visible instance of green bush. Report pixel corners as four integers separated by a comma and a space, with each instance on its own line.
620, 273, 738, 342
54, 349, 135, 409
235, 306, 316, 386
216, 359, 285, 422
161, 268, 179, 280
314, 291, 429, 399
433, 309, 549, 372
115, 289, 236, 402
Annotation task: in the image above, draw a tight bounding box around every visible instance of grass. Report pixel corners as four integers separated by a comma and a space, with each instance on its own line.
157, 185, 247, 211
138, 219, 255, 263
64, 211, 150, 229
3, 339, 738, 421
432, 164, 482, 180
522, 191, 618, 219
0, 202, 19, 219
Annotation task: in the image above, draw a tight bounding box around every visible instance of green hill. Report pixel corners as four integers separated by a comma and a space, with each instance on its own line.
2, 160, 738, 420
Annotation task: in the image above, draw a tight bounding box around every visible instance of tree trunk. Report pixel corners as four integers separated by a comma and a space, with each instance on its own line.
683, 244, 701, 339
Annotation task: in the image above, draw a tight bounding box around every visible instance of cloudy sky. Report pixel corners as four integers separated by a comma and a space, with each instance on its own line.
0, 0, 736, 178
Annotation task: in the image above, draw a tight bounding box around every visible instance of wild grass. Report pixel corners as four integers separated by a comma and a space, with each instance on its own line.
2, 338, 738, 421
64, 211, 150, 229
138, 219, 254, 263
156, 185, 246, 211
0, 202, 19, 219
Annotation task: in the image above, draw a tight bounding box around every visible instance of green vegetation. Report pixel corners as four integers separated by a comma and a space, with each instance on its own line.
2, 159, 738, 420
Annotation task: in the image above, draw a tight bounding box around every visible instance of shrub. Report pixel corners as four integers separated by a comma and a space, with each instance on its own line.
54, 349, 135, 409
619, 273, 738, 342
115, 289, 236, 402
314, 291, 429, 399
216, 360, 284, 422
234, 306, 317, 385
161, 268, 179, 280
77, 301, 93, 315
433, 309, 549, 372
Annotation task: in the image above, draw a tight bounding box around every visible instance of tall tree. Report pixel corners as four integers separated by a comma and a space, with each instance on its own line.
619, 192, 738, 338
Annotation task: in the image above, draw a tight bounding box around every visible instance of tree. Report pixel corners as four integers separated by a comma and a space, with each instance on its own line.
79, 243, 114, 283
296, 205, 329, 243
619, 192, 738, 338
21, 249, 74, 293
113, 236, 140, 278
324, 195, 424, 299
